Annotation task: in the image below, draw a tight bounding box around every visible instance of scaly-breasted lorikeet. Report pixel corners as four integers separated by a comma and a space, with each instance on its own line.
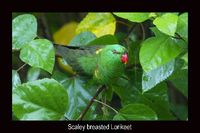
55, 44, 128, 85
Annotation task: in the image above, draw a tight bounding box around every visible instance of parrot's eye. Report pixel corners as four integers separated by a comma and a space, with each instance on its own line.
112, 50, 120, 54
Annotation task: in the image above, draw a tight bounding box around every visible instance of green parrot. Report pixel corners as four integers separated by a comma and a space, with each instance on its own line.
55, 44, 128, 85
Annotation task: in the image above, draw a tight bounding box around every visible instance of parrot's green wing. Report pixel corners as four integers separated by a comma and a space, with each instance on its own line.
55, 44, 128, 85
55, 45, 103, 76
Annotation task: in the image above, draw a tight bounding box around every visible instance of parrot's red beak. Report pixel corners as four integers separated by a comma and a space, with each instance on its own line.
121, 53, 128, 64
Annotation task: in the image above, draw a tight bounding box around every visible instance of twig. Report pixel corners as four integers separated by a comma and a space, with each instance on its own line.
16, 63, 27, 72
93, 99, 118, 114
140, 23, 145, 41
174, 33, 187, 43
77, 85, 106, 120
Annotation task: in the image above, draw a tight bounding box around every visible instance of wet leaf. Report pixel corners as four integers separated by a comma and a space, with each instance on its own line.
20, 39, 55, 74
12, 78, 68, 120
52, 69, 97, 120
12, 14, 37, 50
142, 60, 175, 92
139, 35, 184, 72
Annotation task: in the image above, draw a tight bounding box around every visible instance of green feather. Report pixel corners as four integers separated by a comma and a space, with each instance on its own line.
93, 44, 126, 84
55, 44, 127, 84
56, 45, 102, 75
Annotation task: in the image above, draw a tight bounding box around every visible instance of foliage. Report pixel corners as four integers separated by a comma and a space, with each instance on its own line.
12, 12, 188, 120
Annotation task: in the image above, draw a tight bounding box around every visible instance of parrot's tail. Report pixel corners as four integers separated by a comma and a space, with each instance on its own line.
53, 43, 84, 49
53, 43, 83, 57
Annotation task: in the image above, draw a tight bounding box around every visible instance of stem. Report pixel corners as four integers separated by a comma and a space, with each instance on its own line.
16, 63, 27, 72
77, 85, 106, 120
174, 33, 187, 43
140, 23, 145, 41
93, 99, 118, 114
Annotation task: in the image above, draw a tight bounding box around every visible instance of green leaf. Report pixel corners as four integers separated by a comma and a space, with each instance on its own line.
181, 52, 188, 69
143, 83, 176, 120
87, 35, 118, 46
12, 78, 68, 120
139, 35, 184, 72
112, 69, 143, 106
69, 31, 96, 46
76, 13, 116, 37
168, 69, 188, 98
52, 69, 97, 120
170, 103, 188, 120
142, 60, 175, 92
150, 27, 167, 37
176, 13, 188, 42
12, 70, 21, 90
113, 104, 157, 120
113, 114, 126, 120
27, 67, 41, 81
64, 77, 97, 120
20, 39, 55, 74
153, 13, 178, 36
12, 14, 37, 50
114, 12, 150, 23
113, 80, 176, 120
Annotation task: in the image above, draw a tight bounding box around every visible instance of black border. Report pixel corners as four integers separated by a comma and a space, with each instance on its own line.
0, 0, 193, 132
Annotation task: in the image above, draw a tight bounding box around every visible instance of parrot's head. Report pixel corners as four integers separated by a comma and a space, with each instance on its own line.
92, 44, 128, 84
106, 44, 128, 65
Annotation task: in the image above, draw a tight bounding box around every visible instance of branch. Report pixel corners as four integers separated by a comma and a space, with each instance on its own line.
77, 85, 106, 120
16, 63, 27, 72
173, 33, 187, 43
93, 99, 118, 114
140, 23, 145, 41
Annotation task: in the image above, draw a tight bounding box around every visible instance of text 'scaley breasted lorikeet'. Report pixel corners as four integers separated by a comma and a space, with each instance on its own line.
55, 44, 128, 85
